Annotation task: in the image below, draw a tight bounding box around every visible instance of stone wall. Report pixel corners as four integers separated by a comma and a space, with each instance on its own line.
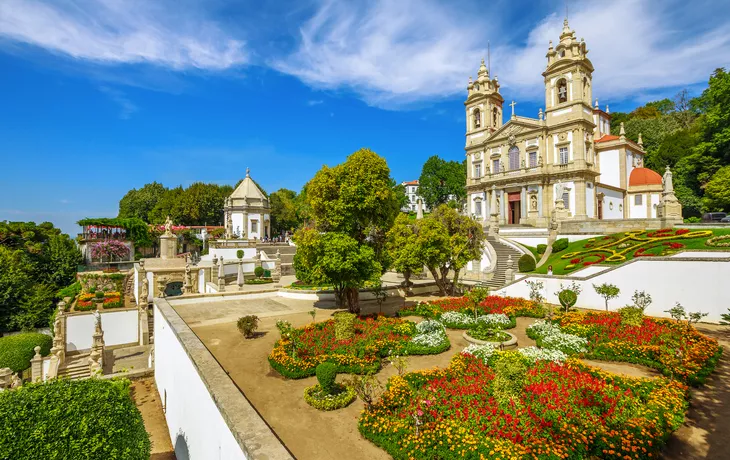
558, 218, 678, 234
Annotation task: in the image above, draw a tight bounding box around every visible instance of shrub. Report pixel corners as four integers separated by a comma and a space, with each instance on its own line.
619, 306, 644, 327
334, 312, 356, 340
552, 238, 569, 252
0, 333, 52, 372
263, 269, 271, 278
303, 384, 356, 411
236, 249, 244, 259
492, 352, 529, 405
593, 283, 620, 311
536, 244, 547, 254
558, 290, 577, 310
343, 374, 383, 408
237, 315, 259, 338
684, 216, 701, 223
0, 379, 150, 459
56, 281, 81, 301
254, 266, 265, 278
316, 362, 338, 395
517, 254, 535, 272
95, 291, 104, 299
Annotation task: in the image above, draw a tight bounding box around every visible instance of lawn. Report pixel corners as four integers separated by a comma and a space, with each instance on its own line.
531, 227, 730, 275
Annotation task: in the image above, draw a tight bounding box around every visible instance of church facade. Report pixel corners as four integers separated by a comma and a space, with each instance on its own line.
465, 19, 667, 227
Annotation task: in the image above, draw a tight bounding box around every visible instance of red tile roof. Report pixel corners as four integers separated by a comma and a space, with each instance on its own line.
595, 134, 620, 143
402, 180, 419, 185
629, 167, 663, 187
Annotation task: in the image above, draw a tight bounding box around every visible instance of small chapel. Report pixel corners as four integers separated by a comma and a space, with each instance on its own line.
223, 168, 271, 239
464, 18, 682, 228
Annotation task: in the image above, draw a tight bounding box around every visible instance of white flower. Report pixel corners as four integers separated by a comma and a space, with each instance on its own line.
416, 319, 445, 334
462, 343, 498, 362
518, 346, 568, 363
527, 320, 587, 354
410, 330, 447, 347
477, 314, 511, 329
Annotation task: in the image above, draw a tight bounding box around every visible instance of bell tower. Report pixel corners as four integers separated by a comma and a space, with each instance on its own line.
465, 58, 505, 136
542, 19, 594, 122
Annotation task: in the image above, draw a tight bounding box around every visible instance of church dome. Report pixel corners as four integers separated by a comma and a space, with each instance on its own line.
629, 167, 662, 187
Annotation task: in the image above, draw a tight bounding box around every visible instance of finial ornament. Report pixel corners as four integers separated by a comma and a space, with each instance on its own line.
594, 99, 599, 109
619, 122, 626, 138
246, 167, 250, 177
638, 132, 644, 147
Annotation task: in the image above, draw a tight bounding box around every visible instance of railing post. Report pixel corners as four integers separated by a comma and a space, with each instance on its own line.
89, 311, 105, 376
217, 256, 226, 291
31, 346, 43, 382
274, 250, 282, 282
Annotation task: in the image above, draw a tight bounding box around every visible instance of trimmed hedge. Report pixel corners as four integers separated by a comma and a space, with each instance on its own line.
552, 238, 569, 252
0, 333, 52, 372
536, 244, 547, 254
517, 254, 536, 272
0, 379, 150, 459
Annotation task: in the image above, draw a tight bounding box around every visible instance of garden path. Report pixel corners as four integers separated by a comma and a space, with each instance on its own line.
131, 378, 175, 460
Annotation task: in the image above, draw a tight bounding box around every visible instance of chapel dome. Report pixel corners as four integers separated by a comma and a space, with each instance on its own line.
629, 167, 662, 187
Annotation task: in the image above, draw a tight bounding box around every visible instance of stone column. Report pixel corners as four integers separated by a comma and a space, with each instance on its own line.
416, 199, 424, 219
266, 218, 271, 239
0, 368, 12, 390
88, 311, 104, 376
212, 255, 219, 281
183, 262, 193, 294
274, 249, 282, 282
527, 190, 539, 225
573, 179, 588, 220
504, 255, 515, 284
519, 186, 527, 224
488, 185, 500, 236
31, 346, 43, 382
217, 256, 226, 292
237, 259, 245, 291
242, 210, 249, 240
51, 301, 66, 366
498, 188, 506, 226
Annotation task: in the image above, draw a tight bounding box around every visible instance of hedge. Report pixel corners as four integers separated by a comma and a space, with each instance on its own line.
536, 244, 547, 254
517, 254, 536, 272
0, 379, 150, 460
0, 333, 52, 372
552, 238, 569, 252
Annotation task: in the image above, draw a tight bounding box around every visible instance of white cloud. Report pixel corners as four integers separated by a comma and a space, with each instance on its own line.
0, 0, 248, 70
274, 0, 730, 108
307, 99, 324, 106
99, 86, 137, 119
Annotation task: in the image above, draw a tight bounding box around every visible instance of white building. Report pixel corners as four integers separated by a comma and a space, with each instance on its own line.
223, 168, 271, 239
401, 180, 428, 213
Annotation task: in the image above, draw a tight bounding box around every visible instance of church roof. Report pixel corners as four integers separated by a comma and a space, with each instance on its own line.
595, 134, 620, 143
402, 180, 419, 186
629, 167, 662, 187
230, 168, 267, 203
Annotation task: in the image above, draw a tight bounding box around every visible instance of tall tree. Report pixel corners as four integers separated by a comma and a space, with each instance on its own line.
386, 214, 425, 288
418, 155, 466, 210
694, 68, 730, 164
270, 188, 302, 234
703, 165, 730, 211
299, 148, 400, 312
118, 182, 167, 221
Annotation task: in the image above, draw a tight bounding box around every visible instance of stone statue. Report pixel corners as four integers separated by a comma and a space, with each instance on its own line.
554, 181, 565, 202
416, 198, 424, 220
662, 166, 675, 194
93, 310, 101, 329
530, 194, 538, 211
184, 263, 192, 294
521, 158, 526, 169
141, 277, 149, 305
164, 216, 173, 236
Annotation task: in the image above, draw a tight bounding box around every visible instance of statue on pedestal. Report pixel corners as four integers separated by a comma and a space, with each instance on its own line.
164, 216, 174, 236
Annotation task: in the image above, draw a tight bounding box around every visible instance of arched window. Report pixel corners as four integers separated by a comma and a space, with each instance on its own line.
557, 79, 568, 104
473, 108, 481, 129
508, 146, 520, 170
492, 107, 499, 126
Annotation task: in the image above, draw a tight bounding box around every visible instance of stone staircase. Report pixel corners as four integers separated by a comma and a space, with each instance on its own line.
148, 312, 154, 344
58, 354, 91, 380
123, 270, 135, 299
483, 235, 524, 290
257, 244, 297, 276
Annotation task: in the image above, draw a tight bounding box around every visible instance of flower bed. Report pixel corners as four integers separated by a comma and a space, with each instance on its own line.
359, 352, 688, 459
530, 311, 722, 385
399, 296, 543, 324
268, 316, 449, 379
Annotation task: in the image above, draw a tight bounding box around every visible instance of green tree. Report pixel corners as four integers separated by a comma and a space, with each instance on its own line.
386, 214, 424, 288
0, 247, 33, 332
270, 188, 302, 234
413, 205, 485, 296
118, 182, 167, 222
703, 165, 730, 211
418, 155, 466, 209
147, 186, 185, 224
694, 68, 730, 164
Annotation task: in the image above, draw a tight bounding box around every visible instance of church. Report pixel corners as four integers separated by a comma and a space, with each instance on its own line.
465, 18, 678, 227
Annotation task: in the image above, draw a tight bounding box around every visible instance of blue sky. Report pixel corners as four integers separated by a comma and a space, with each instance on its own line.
1, 0, 729, 236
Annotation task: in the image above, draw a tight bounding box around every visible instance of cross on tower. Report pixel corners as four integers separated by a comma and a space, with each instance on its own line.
509, 100, 517, 119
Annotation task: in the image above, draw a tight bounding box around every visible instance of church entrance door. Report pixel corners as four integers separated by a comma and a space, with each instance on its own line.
508, 192, 521, 224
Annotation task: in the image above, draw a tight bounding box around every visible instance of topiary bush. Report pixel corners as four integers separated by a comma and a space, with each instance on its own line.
0, 379, 150, 459
237, 315, 259, 338
263, 269, 271, 278
316, 362, 338, 395
552, 238, 569, 253
0, 333, 52, 372
95, 291, 104, 299
558, 290, 577, 311
619, 306, 645, 327
536, 244, 547, 255
334, 312, 356, 341
517, 254, 536, 272
254, 266, 265, 278
236, 249, 244, 259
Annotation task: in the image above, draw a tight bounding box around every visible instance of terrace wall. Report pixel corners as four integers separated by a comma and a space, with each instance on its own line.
153, 298, 293, 460
500, 254, 730, 323
66, 308, 138, 352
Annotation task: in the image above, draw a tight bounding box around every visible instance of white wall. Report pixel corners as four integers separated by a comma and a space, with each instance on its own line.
629, 193, 647, 218
205, 247, 257, 261
598, 149, 620, 188
198, 269, 206, 294
650, 193, 660, 218
585, 183, 595, 218
154, 306, 248, 460
499, 258, 730, 323
597, 187, 624, 219
66, 309, 138, 352
232, 213, 244, 238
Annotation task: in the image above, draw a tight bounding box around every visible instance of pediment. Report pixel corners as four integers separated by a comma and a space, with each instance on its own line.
486, 118, 542, 143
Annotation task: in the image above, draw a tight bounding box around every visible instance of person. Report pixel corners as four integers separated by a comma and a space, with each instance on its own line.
547, 265, 553, 276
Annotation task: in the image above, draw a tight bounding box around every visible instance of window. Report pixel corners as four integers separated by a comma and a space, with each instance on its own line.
634, 194, 643, 206
473, 108, 481, 129
557, 79, 568, 103
251, 220, 258, 233
475, 200, 482, 217
474, 163, 481, 178
529, 151, 537, 168
508, 146, 520, 170
562, 192, 570, 210
559, 147, 569, 164
492, 159, 500, 173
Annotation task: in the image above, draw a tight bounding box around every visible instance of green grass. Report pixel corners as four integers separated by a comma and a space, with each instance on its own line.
530, 228, 730, 275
